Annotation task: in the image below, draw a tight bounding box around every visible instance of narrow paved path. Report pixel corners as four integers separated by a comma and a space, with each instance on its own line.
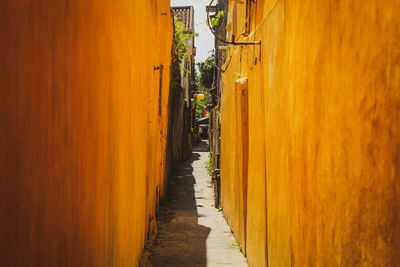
143, 141, 248, 267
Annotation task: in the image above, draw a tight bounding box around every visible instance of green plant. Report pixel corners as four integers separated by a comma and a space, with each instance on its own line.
206, 153, 214, 178
232, 240, 243, 252
234, 72, 242, 78
193, 56, 215, 119
194, 98, 207, 119
174, 16, 198, 73
197, 56, 215, 90
208, 11, 225, 28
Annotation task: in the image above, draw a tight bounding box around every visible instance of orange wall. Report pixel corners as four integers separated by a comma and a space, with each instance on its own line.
221, 0, 400, 266
0, 1, 172, 266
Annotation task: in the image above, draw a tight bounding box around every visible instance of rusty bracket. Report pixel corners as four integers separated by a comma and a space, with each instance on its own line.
154, 65, 164, 116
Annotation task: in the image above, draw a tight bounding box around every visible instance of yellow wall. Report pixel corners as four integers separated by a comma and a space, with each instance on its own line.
0, 1, 172, 266
221, 0, 400, 266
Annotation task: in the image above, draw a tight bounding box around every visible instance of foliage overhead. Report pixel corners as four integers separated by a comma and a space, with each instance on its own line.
197, 56, 215, 90
193, 56, 217, 119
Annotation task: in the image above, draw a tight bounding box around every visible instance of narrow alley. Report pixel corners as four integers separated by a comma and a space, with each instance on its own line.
142, 141, 248, 267
0, 0, 400, 266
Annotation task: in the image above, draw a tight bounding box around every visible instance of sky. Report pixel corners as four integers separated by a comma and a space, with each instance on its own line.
171, 0, 215, 63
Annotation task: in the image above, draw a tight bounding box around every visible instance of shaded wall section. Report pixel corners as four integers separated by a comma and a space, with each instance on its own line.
0, 1, 173, 266
220, 0, 400, 266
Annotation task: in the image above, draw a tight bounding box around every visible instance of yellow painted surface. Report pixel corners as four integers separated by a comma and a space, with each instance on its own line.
0, 1, 172, 266
221, 0, 400, 266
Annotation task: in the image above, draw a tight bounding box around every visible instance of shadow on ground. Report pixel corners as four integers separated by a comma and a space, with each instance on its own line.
142, 141, 211, 267
192, 140, 210, 152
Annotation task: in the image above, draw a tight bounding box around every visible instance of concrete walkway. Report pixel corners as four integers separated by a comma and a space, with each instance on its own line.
142, 141, 248, 267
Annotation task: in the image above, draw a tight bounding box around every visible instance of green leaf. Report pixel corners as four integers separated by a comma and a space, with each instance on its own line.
211, 11, 224, 28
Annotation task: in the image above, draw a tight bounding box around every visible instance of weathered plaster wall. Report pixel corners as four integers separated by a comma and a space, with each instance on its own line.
0, 1, 172, 266
165, 58, 193, 181
221, 0, 400, 266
